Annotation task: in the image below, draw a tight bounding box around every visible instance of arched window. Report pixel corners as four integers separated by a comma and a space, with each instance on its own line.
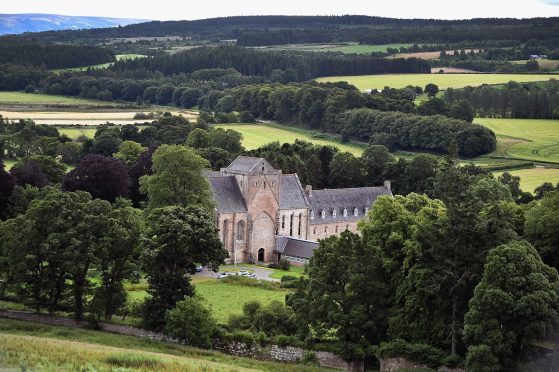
321, 210, 325, 219
313, 227, 317, 235
298, 213, 302, 236
222, 220, 228, 247
335, 225, 339, 233
258, 248, 265, 262
281, 215, 285, 229
343, 208, 348, 217
310, 210, 314, 220
264, 181, 266, 188
237, 221, 245, 241
289, 214, 293, 236
354, 208, 358, 216
332, 209, 337, 218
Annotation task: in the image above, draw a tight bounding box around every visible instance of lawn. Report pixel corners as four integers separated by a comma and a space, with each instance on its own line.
475, 118, 559, 164
127, 276, 288, 324
0, 319, 319, 372
315, 73, 559, 91
0, 91, 117, 106
493, 167, 559, 193
214, 123, 365, 155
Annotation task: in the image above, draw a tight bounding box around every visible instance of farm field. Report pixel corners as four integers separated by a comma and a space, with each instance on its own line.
390, 49, 480, 60
214, 123, 365, 155
127, 276, 288, 324
1, 110, 197, 125
475, 118, 559, 163
0, 319, 316, 372
493, 167, 559, 193
512, 59, 559, 71
315, 73, 559, 90
0, 91, 119, 106
255, 42, 415, 54
52, 53, 146, 73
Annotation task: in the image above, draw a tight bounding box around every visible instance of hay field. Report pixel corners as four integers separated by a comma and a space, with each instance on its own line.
493, 167, 559, 193
255, 42, 415, 54
315, 73, 559, 90
0, 91, 118, 106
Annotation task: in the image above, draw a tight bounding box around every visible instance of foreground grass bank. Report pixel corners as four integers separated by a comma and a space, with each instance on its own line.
315, 73, 559, 90
0, 319, 319, 371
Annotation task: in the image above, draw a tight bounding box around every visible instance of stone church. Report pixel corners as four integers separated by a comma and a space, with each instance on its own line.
207, 156, 392, 265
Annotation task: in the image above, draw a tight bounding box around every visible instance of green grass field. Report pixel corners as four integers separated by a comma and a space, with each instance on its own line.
256, 42, 415, 54
215, 123, 365, 155
0, 319, 319, 371
493, 167, 559, 192
475, 118, 559, 164
315, 73, 559, 91
127, 276, 288, 324
52, 54, 146, 73
0, 91, 117, 106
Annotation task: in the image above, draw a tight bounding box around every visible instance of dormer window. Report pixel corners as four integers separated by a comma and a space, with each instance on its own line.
332, 209, 337, 218
261, 166, 265, 172
343, 208, 347, 217
321, 210, 325, 219
354, 208, 358, 216
310, 211, 314, 219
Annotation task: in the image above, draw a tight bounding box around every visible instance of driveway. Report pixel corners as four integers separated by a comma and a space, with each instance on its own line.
196, 266, 279, 282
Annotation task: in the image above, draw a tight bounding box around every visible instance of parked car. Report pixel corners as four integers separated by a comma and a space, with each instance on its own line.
248, 273, 257, 279
195, 265, 203, 272
217, 272, 230, 279
238, 270, 249, 276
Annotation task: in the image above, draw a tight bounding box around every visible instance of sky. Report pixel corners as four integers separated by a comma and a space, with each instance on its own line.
1, 0, 559, 21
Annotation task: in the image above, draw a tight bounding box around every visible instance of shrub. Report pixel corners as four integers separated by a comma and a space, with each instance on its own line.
105, 353, 162, 369
164, 297, 217, 349
278, 258, 291, 271
221, 275, 282, 290
280, 275, 299, 288
465, 345, 499, 372
273, 334, 303, 347
374, 339, 447, 368
302, 350, 318, 365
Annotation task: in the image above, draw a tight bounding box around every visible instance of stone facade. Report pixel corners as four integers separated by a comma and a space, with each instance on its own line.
208, 156, 392, 264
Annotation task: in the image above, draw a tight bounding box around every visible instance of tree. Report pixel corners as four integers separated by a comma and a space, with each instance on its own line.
449, 99, 474, 122
525, 191, 559, 269
10, 160, 48, 188
425, 83, 440, 97
139, 145, 214, 210
289, 231, 388, 359
329, 152, 363, 188
63, 154, 129, 202
15, 155, 66, 184
56, 142, 82, 165
92, 131, 122, 157
113, 140, 147, 166
156, 84, 176, 105
0, 160, 16, 217
142, 206, 227, 330
464, 241, 559, 371
360, 145, 395, 185
165, 297, 217, 348
534, 182, 555, 200
185, 128, 211, 149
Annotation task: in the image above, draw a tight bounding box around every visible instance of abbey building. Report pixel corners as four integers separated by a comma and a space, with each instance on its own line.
207, 156, 392, 265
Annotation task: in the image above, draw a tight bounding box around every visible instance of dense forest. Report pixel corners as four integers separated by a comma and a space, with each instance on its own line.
0, 37, 115, 69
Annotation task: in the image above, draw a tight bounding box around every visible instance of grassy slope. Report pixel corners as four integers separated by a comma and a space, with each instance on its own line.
0, 319, 320, 372
315, 73, 559, 90
52, 53, 146, 73
493, 167, 559, 193
215, 123, 365, 155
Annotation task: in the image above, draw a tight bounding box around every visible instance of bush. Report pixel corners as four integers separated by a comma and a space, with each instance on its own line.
164, 297, 217, 349
280, 275, 299, 289
466, 345, 499, 372
221, 275, 282, 290
302, 350, 318, 365
272, 334, 303, 347
278, 259, 291, 271
374, 339, 447, 368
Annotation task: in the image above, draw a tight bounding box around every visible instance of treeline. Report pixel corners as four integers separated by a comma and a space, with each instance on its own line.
0, 37, 115, 69
444, 80, 559, 119
112, 46, 430, 80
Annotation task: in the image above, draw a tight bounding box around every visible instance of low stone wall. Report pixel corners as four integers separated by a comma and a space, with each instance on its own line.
0, 309, 361, 370
380, 357, 464, 372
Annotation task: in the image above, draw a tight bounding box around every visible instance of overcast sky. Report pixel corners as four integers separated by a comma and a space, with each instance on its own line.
1, 0, 559, 21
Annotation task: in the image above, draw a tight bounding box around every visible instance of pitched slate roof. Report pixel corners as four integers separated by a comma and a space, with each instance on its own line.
207, 173, 247, 213
225, 156, 263, 173
308, 186, 392, 225
279, 174, 308, 209
275, 236, 319, 260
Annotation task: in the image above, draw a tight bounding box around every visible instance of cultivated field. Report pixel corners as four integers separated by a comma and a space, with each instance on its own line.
52, 53, 146, 73
512, 59, 559, 71
475, 118, 559, 164
389, 49, 481, 60
0, 91, 119, 106
493, 167, 559, 192
0, 319, 316, 372
1, 110, 197, 125
214, 123, 365, 155
255, 42, 415, 54
315, 73, 559, 90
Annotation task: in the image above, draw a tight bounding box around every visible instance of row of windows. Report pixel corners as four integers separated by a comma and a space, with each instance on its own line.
312, 225, 351, 235
222, 220, 245, 243
310, 207, 368, 220
280, 213, 303, 236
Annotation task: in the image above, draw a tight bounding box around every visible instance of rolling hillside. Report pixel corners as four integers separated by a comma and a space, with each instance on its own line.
0, 13, 147, 35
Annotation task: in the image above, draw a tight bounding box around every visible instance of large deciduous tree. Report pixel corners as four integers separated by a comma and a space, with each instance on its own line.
464, 241, 559, 371
0, 160, 15, 218
139, 145, 214, 210
141, 206, 227, 331
62, 154, 129, 202
525, 191, 559, 270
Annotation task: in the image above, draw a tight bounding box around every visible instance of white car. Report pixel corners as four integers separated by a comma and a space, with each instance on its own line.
217, 272, 230, 279
238, 270, 250, 276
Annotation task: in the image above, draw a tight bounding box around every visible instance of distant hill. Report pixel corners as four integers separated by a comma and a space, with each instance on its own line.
0, 13, 148, 35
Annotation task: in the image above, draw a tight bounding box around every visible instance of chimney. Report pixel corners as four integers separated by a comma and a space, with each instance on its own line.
384, 180, 392, 191
305, 185, 312, 197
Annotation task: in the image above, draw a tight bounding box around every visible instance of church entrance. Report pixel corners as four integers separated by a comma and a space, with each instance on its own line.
257, 248, 265, 262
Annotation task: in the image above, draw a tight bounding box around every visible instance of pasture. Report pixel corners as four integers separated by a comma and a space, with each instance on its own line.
214, 123, 365, 155
0, 91, 117, 106
315, 73, 559, 91
0, 319, 316, 372
390, 49, 481, 60
493, 167, 559, 193
475, 118, 559, 164
52, 53, 146, 73
256, 42, 415, 54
